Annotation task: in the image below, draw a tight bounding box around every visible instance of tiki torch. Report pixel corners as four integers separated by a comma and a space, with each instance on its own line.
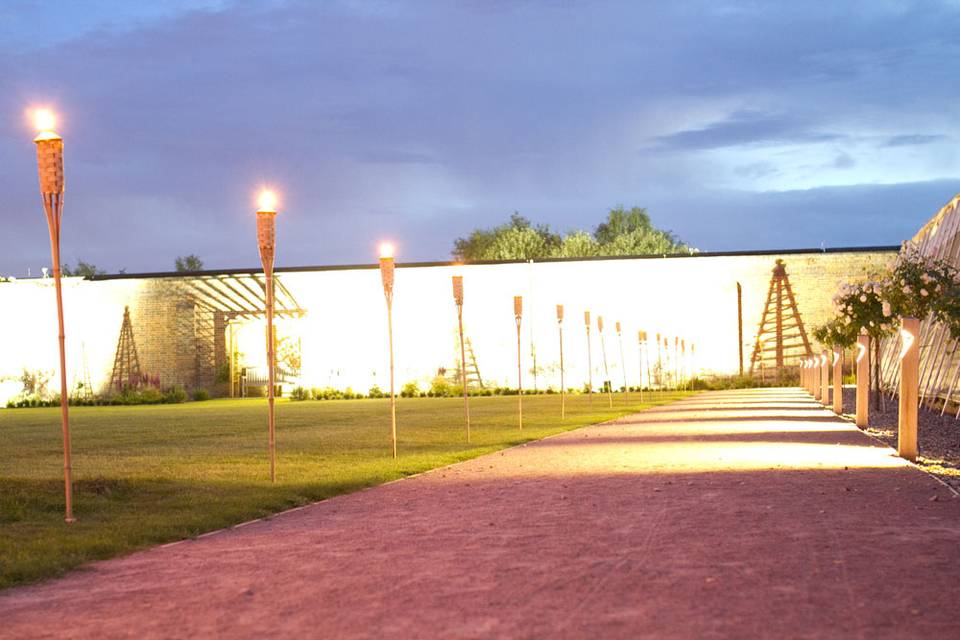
616, 321, 628, 402
256, 189, 278, 483
673, 336, 682, 389
514, 295, 523, 431
452, 272, 470, 442
584, 310, 593, 402
33, 108, 74, 523
379, 243, 397, 458
598, 315, 613, 407
637, 330, 646, 403
557, 304, 565, 419
656, 332, 663, 390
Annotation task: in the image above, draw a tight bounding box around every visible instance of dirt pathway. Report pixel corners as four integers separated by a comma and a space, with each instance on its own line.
2, 388, 959, 638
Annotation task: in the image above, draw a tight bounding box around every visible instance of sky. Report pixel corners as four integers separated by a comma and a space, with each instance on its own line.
1, 0, 959, 275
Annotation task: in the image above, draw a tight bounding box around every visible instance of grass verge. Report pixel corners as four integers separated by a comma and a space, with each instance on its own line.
0, 391, 692, 589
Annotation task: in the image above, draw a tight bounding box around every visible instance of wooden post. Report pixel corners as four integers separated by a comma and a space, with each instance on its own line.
833, 347, 843, 414
898, 317, 919, 462
821, 351, 830, 406
813, 356, 821, 400
856, 333, 869, 427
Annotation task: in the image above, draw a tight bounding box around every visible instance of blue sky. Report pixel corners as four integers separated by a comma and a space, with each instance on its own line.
2, 0, 959, 274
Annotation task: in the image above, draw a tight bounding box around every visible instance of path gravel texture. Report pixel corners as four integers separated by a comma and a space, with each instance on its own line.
2, 388, 959, 639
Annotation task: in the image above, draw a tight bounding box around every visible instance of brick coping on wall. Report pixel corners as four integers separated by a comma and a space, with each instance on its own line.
71, 245, 900, 282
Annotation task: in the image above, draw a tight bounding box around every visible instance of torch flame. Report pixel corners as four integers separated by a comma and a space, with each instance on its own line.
379, 242, 395, 259
257, 189, 278, 213
32, 108, 56, 133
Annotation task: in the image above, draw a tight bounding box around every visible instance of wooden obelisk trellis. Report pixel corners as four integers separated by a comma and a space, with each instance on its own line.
748, 259, 812, 377
109, 306, 142, 392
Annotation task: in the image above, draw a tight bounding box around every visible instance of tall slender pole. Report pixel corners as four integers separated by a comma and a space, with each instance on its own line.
453, 275, 470, 442
379, 247, 397, 458
616, 321, 628, 401
736, 282, 744, 376
584, 311, 593, 402
557, 304, 565, 419
598, 316, 613, 407
637, 331, 646, 403
673, 337, 680, 390
256, 192, 278, 483
515, 296, 523, 431
656, 333, 663, 390
34, 113, 74, 523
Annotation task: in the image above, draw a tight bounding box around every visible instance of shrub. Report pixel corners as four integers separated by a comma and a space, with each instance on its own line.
162, 387, 188, 404
368, 385, 384, 398
429, 377, 455, 397
400, 381, 419, 398
289, 386, 310, 401
192, 389, 211, 402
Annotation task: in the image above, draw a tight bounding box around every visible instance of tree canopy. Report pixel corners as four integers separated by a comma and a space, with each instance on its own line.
452, 206, 691, 261
175, 255, 205, 272
61, 261, 105, 277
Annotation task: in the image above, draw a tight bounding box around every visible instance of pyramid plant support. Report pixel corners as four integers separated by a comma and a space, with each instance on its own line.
749, 259, 813, 378
109, 306, 143, 392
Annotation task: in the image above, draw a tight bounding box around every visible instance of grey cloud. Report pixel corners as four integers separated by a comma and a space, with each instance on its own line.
883, 134, 948, 147
1, 0, 960, 274
652, 111, 844, 152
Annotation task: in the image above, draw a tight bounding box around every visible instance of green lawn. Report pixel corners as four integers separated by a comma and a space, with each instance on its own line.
0, 391, 691, 589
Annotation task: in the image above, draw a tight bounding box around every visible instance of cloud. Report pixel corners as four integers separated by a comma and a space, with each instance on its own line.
1, 1, 960, 274
652, 111, 844, 151
882, 134, 948, 147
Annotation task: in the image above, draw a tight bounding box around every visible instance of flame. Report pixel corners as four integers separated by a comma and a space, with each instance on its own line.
257, 189, 278, 212
379, 242, 395, 259
32, 108, 56, 133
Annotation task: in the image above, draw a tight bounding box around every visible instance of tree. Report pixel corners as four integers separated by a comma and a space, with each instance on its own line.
175, 255, 204, 272
61, 261, 105, 277
452, 213, 561, 261
452, 206, 691, 261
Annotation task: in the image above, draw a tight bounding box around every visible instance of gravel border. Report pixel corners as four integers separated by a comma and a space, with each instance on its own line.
841, 386, 960, 492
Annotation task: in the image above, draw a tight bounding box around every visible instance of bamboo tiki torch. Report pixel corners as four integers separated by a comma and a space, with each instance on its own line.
515, 295, 523, 431
598, 316, 613, 407
557, 304, 565, 419
379, 243, 397, 458
585, 310, 593, 402
452, 273, 470, 442
616, 321, 628, 402
33, 108, 74, 523
256, 189, 278, 483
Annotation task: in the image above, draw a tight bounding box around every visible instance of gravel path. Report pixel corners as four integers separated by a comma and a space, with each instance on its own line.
2, 388, 959, 639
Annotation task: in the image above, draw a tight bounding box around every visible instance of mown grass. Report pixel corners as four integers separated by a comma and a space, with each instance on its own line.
0, 391, 691, 589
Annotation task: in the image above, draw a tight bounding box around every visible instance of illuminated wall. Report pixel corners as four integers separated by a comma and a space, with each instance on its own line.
0, 248, 895, 405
